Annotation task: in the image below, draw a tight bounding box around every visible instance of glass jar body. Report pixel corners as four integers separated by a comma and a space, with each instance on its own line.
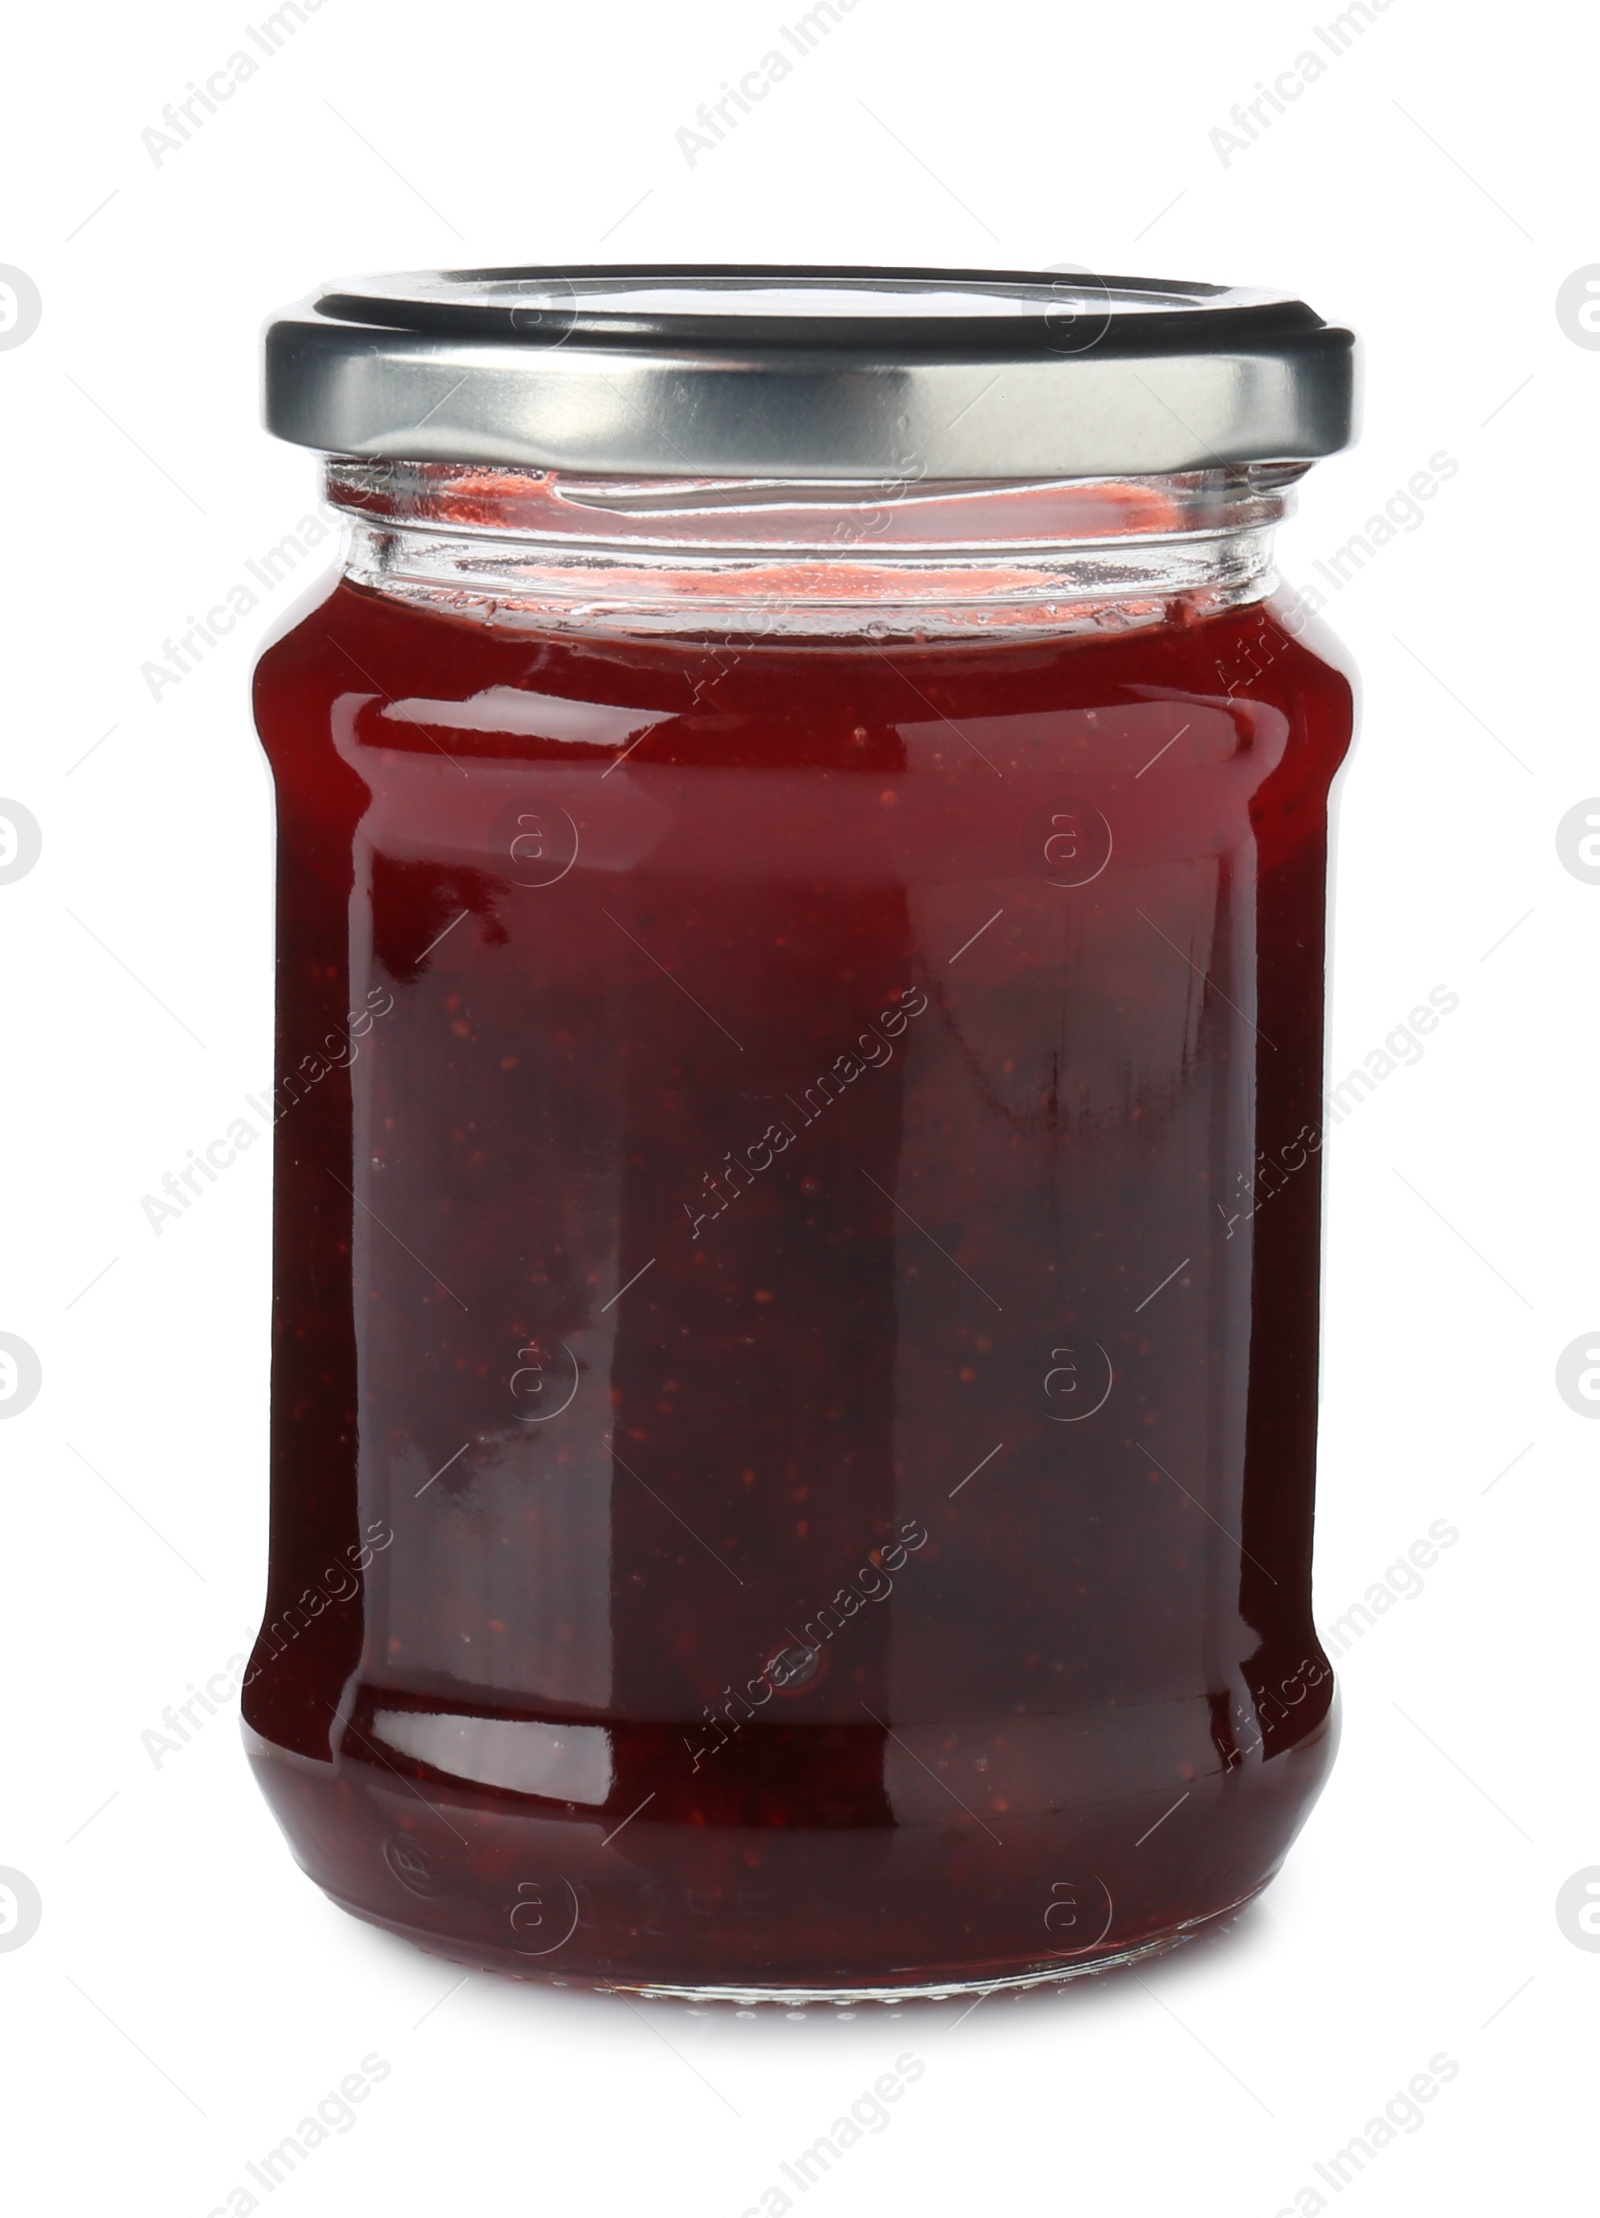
245, 471, 1353, 1997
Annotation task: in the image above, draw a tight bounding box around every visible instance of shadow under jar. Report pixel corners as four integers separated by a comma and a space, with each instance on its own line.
244, 266, 1358, 1999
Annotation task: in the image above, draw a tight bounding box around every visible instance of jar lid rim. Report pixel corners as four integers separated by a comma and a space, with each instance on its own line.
264, 263, 1358, 480
310, 264, 1323, 348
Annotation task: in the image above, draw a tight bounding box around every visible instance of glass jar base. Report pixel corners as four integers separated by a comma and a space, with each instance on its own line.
318, 1876, 1264, 2004
248, 1714, 1332, 1999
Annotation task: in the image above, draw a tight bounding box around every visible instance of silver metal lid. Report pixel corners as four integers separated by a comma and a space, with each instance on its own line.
263, 265, 1357, 481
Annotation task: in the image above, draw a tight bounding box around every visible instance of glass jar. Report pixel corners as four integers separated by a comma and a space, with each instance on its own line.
245, 268, 1357, 1999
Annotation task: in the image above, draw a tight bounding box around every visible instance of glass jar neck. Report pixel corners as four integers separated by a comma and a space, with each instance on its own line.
326, 459, 1304, 641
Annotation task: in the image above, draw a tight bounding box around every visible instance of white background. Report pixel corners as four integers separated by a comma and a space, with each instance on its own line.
1, 1, 1593, 2211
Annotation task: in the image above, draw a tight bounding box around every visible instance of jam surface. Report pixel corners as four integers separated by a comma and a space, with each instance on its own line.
245, 575, 1352, 1992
